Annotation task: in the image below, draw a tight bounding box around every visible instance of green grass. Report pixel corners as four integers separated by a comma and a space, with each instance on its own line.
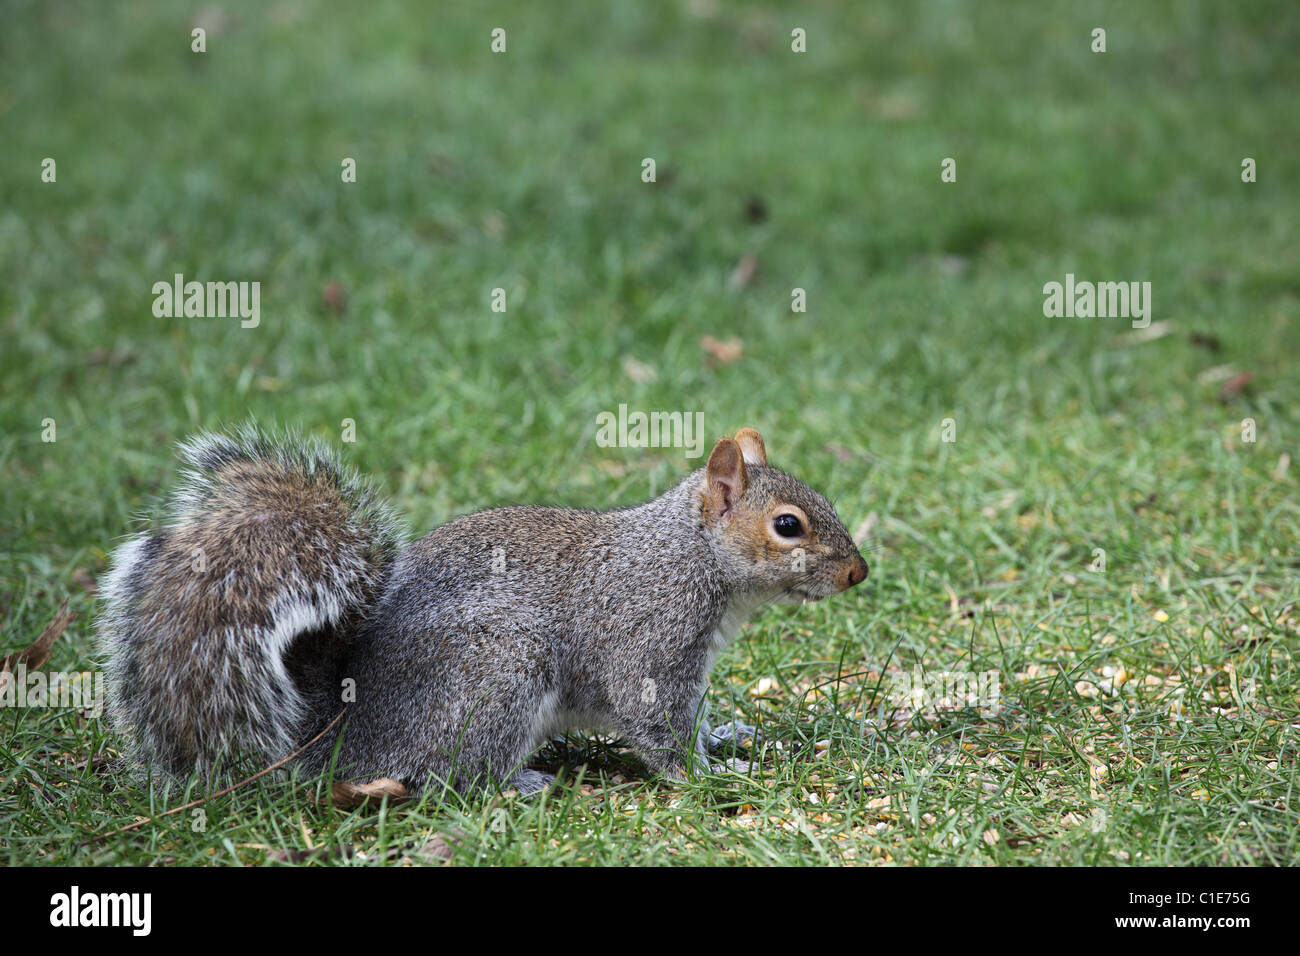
2, 0, 1298, 865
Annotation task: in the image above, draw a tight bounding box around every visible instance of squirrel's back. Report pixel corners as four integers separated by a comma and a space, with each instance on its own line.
98, 425, 405, 781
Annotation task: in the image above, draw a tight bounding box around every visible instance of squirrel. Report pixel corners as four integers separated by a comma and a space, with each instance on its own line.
97, 423, 868, 796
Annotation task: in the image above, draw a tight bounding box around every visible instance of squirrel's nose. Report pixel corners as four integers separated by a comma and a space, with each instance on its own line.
841, 554, 869, 590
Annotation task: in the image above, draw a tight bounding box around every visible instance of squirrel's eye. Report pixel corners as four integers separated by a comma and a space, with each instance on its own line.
773, 514, 804, 538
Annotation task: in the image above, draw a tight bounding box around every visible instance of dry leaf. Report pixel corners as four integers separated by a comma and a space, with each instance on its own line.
321, 281, 348, 315
330, 777, 409, 808
728, 254, 759, 290
1114, 320, 1173, 346
416, 828, 466, 861
1219, 371, 1252, 400
853, 512, 879, 544
0, 600, 74, 695
418, 836, 456, 860
699, 335, 744, 365
621, 356, 658, 384
1196, 364, 1237, 385
270, 845, 355, 864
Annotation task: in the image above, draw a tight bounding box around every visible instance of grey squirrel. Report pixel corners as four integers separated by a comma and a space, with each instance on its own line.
98, 424, 868, 796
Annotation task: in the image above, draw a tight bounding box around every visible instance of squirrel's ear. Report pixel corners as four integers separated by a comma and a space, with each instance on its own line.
705, 437, 748, 515
734, 428, 767, 467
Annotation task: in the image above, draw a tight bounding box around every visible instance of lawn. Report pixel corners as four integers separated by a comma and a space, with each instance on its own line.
1, 0, 1298, 865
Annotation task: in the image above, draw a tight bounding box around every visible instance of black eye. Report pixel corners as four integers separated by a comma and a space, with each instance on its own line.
773, 514, 804, 538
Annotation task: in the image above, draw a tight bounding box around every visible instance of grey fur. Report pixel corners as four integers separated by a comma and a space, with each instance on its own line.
97, 424, 405, 784
99, 427, 868, 796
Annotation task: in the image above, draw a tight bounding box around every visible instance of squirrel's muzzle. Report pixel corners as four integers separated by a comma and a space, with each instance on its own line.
837, 553, 869, 591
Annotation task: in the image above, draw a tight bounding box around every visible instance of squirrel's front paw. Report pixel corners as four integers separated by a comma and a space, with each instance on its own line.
707, 721, 759, 755
507, 769, 556, 795
666, 754, 750, 784
662, 751, 714, 784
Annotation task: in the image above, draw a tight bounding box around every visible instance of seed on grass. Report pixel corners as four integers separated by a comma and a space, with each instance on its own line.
621, 356, 657, 383
482, 210, 507, 238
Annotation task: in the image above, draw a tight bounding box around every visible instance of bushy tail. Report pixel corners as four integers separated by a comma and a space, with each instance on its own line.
97, 424, 405, 783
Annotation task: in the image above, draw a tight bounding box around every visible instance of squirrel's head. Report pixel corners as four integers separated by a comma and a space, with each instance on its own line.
698, 428, 868, 604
